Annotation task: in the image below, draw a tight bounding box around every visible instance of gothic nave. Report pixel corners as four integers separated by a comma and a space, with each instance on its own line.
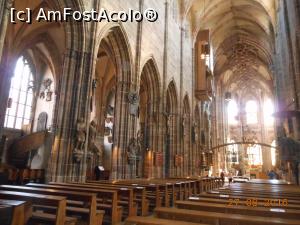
0, 1, 300, 225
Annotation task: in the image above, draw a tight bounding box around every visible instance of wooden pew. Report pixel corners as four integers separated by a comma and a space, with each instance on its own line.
164, 178, 199, 198
175, 200, 300, 219
47, 182, 137, 217
24, 183, 121, 225
7, 168, 18, 184
86, 181, 149, 216
113, 179, 192, 206
0, 190, 73, 225
113, 180, 164, 208
154, 207, 300, 225
0, 200, 31, 225
125, 216, 208, 225
141, 180, 174, 206
18, 169, 29, 184
0, 185, 103, 225
72, 181, 149, 216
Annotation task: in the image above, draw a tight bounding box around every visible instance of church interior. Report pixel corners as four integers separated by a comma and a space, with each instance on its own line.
0, 0, 300, 224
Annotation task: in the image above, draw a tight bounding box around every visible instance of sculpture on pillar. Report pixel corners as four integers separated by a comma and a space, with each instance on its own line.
166, 114, 171, 135
136, 130, 143, 155
88, 120, 97, 152
73, 117, 86, 163
88, 120, 104, 163
181, 114, 186, 137
90, 78, 98, 112
127, 138, 138, 165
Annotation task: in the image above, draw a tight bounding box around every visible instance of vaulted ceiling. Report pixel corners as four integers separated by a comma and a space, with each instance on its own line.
182, 0, 277, 94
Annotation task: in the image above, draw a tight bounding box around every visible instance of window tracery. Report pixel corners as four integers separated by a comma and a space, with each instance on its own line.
4, 56, 34, 129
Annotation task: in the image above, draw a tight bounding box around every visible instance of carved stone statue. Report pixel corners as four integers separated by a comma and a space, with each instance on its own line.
87, 120, 104, 164
127, 138, 138, 164
73, 117, 86, 163
73, 148, 84, 163
75, 117, 86, 150
136, 130, 144, 155
181, 114, 186, 137
166, 114, 171, 135
88, 120, 97, 152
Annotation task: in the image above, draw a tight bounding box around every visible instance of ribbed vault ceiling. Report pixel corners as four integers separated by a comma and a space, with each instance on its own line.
183, 0, 277, 93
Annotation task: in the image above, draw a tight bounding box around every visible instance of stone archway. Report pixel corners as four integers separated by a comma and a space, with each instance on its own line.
91, 25, 133, 180
165, 81, 178, 177
138, 58, 160, 178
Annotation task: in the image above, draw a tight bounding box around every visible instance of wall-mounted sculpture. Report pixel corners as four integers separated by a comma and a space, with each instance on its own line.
73, 118, 86, 163
127, 137, 139, 165
128, 91, 139, 116
39, 78, 53, 102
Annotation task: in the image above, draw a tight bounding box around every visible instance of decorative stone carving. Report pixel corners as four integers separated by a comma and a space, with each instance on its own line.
40, 78, 53, 101
73, 117, 86, 163
181, 114, 186, 137
128, 92, 139, 116
90, 78, 98, 112
127, 91, 139, 104
76, 117, 86, 149
88, 120, 97, 153
127, 137, 138, 164
136, 130, 143, 154
36, 112, 48, 132
87, 120, 104, 163
166, 114, 171, 135
73, 148, 84, 163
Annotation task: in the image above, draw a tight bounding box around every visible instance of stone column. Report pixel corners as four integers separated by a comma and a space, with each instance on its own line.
0, 0, 11, 62
0, 0, 12, 137
111, 80, 131, 179
49, 48, 94, 182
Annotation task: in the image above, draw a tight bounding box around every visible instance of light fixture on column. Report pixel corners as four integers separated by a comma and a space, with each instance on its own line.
224, 92, 232, 101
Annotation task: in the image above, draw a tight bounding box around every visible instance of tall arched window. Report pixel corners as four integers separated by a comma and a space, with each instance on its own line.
246, 100, 258, 124
4, 56, 34, 129
227, 100, 238, 125
264, 99, 274, 126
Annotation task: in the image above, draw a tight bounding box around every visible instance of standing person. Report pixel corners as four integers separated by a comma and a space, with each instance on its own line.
220, 171, 225, 186
228, 172, 233, 185
268, 170, 276, 180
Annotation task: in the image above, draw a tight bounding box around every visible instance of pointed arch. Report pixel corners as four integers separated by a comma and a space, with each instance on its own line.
140, 57, 161, 104
92, 23, 133, 179
166, 80, 179, 114
95, 23, 133, 83
138, 57, 161, 178
165, 80, 179, 177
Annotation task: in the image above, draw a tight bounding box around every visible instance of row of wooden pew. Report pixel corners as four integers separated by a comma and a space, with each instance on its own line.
0, 176, 221, 225
125, 179, 300, 225
5, 168, 45, 184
